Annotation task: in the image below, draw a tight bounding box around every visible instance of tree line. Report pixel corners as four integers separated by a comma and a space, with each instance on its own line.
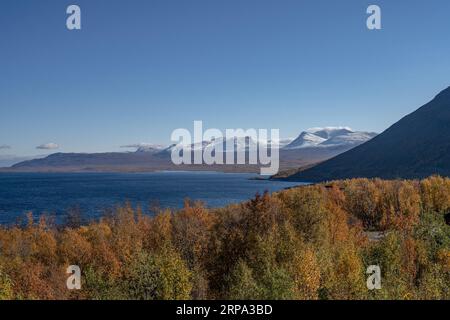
0, 176, 449, 299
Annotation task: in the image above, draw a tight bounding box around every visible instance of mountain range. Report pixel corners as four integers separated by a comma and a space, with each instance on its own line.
283, 86, 450, 182
1, 127, 376, 173
283, 127, 377, 149
3, 87, 450, 181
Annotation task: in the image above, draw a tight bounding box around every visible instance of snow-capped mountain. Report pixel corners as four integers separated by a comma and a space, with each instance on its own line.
135, 144, 166, 153
285, 87, 450, 182
120, 143, 166, 153
125, 127, 375, 154
307, 127, 354, 139
160, 137, 294, 154
6, 126, 376, 172
271, 138, 295, 148
284, 131, 327, 149
283, 127, 377, 150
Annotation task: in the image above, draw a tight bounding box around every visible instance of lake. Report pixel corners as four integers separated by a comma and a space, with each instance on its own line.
0, 172, 302, 224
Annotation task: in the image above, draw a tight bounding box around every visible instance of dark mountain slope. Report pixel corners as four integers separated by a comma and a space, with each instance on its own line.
284, 86, 450, 182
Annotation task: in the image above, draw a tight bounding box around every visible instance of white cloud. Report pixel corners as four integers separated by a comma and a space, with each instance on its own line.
0, 145, 11, 150
36, 143, 59, 150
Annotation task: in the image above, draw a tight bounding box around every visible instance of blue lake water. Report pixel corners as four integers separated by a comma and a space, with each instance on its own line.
0, 172, 302, 224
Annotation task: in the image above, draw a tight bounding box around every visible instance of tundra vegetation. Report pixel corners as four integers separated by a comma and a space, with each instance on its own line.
0, 176, 449, 300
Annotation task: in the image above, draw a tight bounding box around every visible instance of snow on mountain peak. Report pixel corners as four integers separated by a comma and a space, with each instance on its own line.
126, 127, 376, 154
305, 127, 354, 139
306, 126, 353, 133
120, 143, 166, 153
284, 127, 376, 150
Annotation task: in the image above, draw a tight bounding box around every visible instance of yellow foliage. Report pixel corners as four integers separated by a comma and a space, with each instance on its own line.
0, 176, 448, 300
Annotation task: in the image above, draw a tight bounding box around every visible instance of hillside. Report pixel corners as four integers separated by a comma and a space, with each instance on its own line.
284, 87, 450, 182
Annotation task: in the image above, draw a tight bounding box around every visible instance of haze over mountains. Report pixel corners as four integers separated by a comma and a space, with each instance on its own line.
284, 86, 450, 182
0, 155, 46, 168
1, 127, 376, 173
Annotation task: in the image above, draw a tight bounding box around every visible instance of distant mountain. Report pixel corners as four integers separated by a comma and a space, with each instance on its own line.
0, 155, 47, 167
283, 127, 376, 150
134, 144, 166, 153
160, 137, 294, 154
284, 131, 327, 149
283, 86, 450, 182
3, 127, 376, 173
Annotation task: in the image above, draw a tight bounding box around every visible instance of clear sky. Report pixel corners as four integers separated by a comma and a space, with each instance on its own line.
1, 0, 450, 157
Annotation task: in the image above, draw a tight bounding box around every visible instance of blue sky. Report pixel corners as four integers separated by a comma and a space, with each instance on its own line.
1, 0, 450, 157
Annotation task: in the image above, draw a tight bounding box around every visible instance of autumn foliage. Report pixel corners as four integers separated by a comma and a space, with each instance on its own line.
0, 176, 449, 300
